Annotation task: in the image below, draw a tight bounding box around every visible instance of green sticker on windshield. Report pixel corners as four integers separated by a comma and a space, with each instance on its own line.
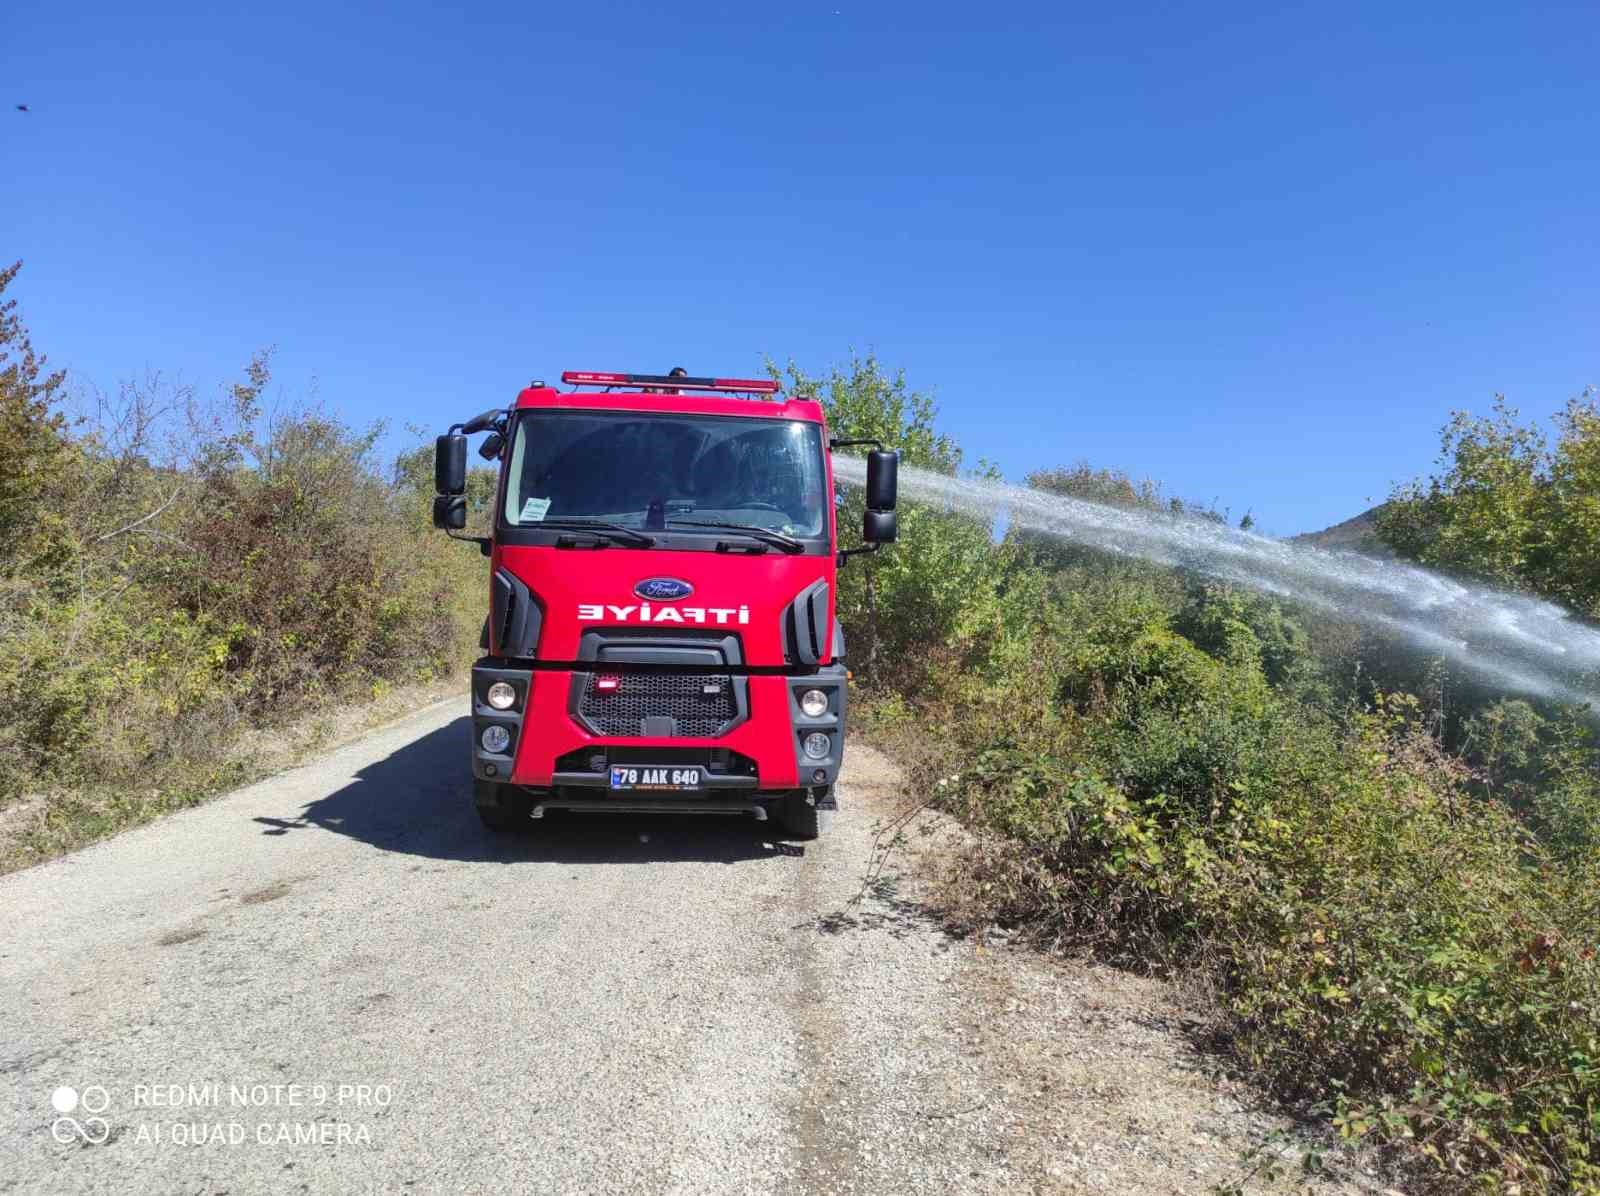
520, 497, 551, 522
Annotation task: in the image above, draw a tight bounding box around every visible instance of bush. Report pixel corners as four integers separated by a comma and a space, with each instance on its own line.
0, 278, 484, 862
1376, 388, 1600, 618
798, 356, 1600, 1187
0, 261, 69, 570
901, 577, 1600, 1191
770, 353, 1002, 688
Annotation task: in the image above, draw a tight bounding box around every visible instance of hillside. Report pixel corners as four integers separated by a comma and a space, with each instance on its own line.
1292, 503, 1393, 556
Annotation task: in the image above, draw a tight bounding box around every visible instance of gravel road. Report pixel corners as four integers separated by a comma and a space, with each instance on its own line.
0, 698, 1377, 1195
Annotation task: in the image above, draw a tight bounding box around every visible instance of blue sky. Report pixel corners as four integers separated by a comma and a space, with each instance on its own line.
6, 1, 1596, 534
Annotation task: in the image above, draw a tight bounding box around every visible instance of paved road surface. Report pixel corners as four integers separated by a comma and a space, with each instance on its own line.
0, 699, 1002, 1194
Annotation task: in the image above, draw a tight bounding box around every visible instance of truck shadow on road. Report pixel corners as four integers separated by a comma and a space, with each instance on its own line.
252, 717, 804, 865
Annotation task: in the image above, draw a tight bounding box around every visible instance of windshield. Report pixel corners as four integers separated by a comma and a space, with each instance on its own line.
503, 410, 828, 538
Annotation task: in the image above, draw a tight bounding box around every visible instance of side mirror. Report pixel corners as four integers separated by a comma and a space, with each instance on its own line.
866, 449, 898, 511
435, 434, 467, 495
477, 431, 505, 461
863, 508, 897, 544
432, 495, 467, 530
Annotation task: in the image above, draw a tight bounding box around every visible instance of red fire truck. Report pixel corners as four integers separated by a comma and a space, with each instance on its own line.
432, 370, 898, 838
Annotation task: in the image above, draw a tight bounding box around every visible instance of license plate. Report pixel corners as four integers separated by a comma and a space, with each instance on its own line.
608, 765, 703, 791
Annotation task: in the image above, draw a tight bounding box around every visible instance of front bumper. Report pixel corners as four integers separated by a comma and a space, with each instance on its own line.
530, 798, 773, 821
469, 659, 847, 794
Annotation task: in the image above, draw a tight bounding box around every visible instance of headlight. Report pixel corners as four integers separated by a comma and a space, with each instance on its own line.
481, 725, 511, 754
799, 688, 829, 718
486, 681, 517, 710
802, 732, 831, 759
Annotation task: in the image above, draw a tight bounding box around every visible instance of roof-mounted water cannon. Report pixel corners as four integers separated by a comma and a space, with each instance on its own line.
455, 406, 510, 461
459, 408, 503, 434
560, 370, 781, 396
830, 438, 900, 562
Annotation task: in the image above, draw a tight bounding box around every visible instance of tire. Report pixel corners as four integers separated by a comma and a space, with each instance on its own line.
473, 778, 533, 833
780, 791, 827, 839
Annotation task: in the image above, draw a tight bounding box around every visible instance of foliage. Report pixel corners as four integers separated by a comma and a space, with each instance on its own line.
1377, 389, 1600, 617
0, 262, 69, 572
893, 568, 1600, 1191
8, 291, 1599, 1188
1027, 462, 1226, 522
772, 351, 961, 474
1174, 580, 1317, 691
834, 368, 1600, 1191
0, 274, 484, 862
769, 352, 999, 685
1026, 462, 1168, 511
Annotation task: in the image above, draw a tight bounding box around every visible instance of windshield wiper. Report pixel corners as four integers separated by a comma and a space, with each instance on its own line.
537, 519, 654, 548
667, 519, 805, 553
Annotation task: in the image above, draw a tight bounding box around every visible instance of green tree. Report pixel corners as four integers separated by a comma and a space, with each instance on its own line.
0, 262, 68, 572
1026, 462, 1165, 510
1539, 393, 1600, 613
769, 353, 983, 681
1175, 581, 1315, 690
1460, 697, 1546, 793
772, 351, 960, 474
393, 439, 498, 532
1374, 393, 1600, 613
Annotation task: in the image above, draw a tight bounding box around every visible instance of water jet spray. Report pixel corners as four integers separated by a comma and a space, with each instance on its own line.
833, 456, 1600, 706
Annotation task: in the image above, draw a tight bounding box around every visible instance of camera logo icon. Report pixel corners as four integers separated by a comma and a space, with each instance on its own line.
51, 1085, 111, 1145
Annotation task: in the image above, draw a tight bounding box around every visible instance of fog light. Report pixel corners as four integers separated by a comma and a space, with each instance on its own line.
812, 768, 828, 783
486, 681, 517, 710
802, 732, 830, 759
481, 725, 511, 754
799, 688, 829, 718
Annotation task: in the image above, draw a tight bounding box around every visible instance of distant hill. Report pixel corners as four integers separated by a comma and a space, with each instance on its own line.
1293, 504, 1394, 557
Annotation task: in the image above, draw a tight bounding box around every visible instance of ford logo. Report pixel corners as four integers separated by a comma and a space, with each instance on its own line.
634, 577, 694, 602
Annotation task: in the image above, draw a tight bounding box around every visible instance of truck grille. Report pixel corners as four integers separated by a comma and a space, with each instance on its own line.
578, 672, 738, 738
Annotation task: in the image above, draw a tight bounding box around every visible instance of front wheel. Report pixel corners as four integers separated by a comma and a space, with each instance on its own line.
473, 778, 533, 833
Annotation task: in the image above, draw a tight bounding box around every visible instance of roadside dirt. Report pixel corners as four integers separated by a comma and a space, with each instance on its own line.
832, 745, 1397, 1195
0, 675, 467, 873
